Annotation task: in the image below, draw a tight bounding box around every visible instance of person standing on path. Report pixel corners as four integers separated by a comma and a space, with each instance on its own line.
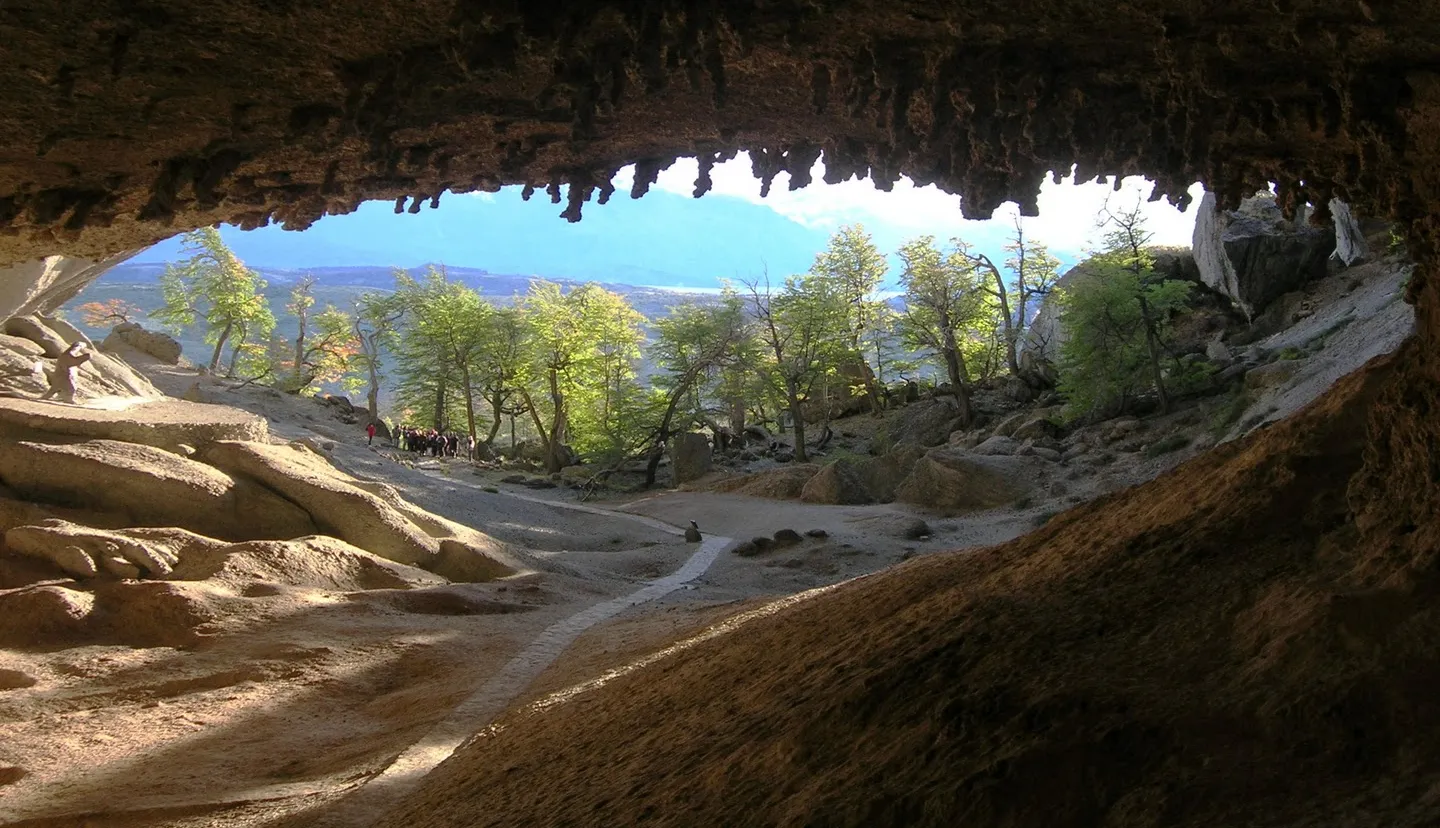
366, 422, 376, 445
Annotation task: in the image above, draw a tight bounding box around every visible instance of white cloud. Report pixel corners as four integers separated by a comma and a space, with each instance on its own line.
617, 153, 1204, 258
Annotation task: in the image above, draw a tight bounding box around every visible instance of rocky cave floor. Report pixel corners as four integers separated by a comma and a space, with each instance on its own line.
0, 253, 1415, 827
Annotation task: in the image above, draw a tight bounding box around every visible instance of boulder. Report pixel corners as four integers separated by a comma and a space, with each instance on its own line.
870, 398, 962, 453
669, 432, 713, 485
710, 464, 821, 500
1192, 191, 1336, 319
0, 439, 318, 542
101, 322, 182, 365
202, 441, 442, 568
1245, 359, 1305, 392
895, 450, 1028, 514
972, 435, 1020, 456
37, 314, 91, 348
798, 444, 925, 505
4, 314, 68, 357
0, 397, 265, 451
1010, 410, 1061, 442
800, 458, 871, 505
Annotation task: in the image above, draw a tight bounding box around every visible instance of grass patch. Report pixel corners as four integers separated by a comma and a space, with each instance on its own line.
482, 486, 499, 494
1144, 434, 1192, 458
1273, 346, 1305, 361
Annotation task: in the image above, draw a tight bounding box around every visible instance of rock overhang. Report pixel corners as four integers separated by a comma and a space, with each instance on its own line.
1, 1, 1437, 270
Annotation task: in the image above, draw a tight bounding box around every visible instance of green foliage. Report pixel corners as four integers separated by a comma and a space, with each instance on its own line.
896, 236, 998, 387
1274, 346, 1305, 361
809, 224, 889, 390
391, 265, 485, 431
151, 227, 275, 376
521, 280, 647, 463
275, 276, 358, 394
1057, 206, 1194, 418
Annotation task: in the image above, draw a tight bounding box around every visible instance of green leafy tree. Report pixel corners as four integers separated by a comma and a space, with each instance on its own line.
279, 276, 358, 394
151, 227, 274, 376
642, 294, 749, 484
518, 281, 646, 471
745, 272, 849, 463
392, 266, 486, 435
809, 223, 888, 410
1058, 205, 1194, 418
896, 236, 996, 426
473, 305, 528, 446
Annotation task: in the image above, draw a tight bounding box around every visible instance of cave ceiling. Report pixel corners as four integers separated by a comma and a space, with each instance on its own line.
1, 1, 1438, 266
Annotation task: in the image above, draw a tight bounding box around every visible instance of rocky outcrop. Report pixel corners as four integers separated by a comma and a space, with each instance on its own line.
1193, 192, 1337, 319
201, 441, 443, 568
895, 449, 1029, 514
102, 322, 182, 365
669, 432, 712, 485
0, 439, 317, 542
0, 397, 263, 451
1331, 199, 1370, 267
0, 253, 140, 320
870, 399, 962, 454
801, 444, 927, 505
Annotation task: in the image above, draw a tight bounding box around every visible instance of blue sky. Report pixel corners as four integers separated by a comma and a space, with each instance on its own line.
136, 153, 1206, 290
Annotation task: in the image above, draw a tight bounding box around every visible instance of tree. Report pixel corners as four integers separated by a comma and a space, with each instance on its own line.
392, 266, 486, 435
518, 281, 646, 472
968, 218, 1062, 378
151, 227, 274, 376
473, 305, 527, 446
1057, 205, 1193, 418
642, 294, 748, 485
352, 291, 404, 420
896, 236, 995, 426
280, 277, 358, 394
76, 298, 143, 328
809, 224, 888, 411
745, 272, 848, 463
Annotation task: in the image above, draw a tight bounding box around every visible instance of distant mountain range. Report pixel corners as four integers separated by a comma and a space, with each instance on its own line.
131, 188, 835, 290
127, 185, 1081, 291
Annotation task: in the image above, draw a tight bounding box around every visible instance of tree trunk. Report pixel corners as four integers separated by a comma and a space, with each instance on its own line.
993, 269, 1019, 376
787, 380, 808, 463
1137, 295, 1171, 414
292, 308, 307, 390
487, 392, 503, 443
208, 320, 233, 373
432, 378, 446, 431
543, 369, 568, 473
458, 360, 478, 440
366, 363, 380, 420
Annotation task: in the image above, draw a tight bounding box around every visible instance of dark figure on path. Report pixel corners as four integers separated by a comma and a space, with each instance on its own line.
684, 521, 702, 543
40, 342, 92, 404
366, 422, 376, 445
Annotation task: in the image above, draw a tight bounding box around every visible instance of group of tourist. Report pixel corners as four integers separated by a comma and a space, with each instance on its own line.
397, 426, 476, 459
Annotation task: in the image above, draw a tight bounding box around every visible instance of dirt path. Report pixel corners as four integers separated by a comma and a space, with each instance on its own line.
0, 484, 731, 828
307, 487, 733, 827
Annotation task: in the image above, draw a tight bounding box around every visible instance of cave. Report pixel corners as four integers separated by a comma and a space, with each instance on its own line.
4, 2, 1440, 826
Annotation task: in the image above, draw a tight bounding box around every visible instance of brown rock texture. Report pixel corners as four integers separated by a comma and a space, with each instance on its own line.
1, 2, 1439, 268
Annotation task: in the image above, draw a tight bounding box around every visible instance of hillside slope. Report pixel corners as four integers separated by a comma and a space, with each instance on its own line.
384, 343, 1440, 828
